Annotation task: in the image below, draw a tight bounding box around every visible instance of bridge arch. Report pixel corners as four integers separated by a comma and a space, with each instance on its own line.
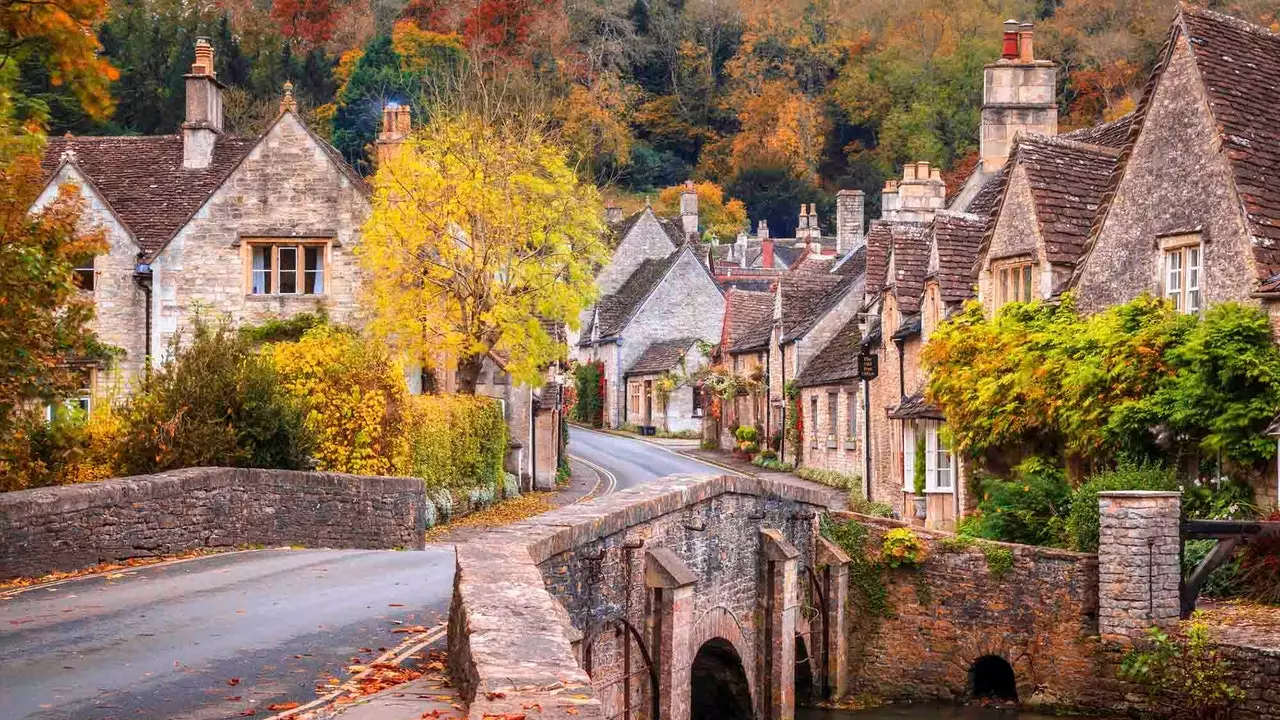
969, 654, 1018, 701
690, 637, 753, 720
688, 605, 756, 704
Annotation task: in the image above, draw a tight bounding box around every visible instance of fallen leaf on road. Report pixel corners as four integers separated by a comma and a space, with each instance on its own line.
392, 625, 428, 634
484, 692, 506, 700
266, 701, 300, 711
238, 710, 256, 717
105, 573, 124, 579
228, 678, 241, 686
388, 603, 404, 607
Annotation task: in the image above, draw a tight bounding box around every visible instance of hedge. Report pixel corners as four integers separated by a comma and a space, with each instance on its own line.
405, 394, 507, 491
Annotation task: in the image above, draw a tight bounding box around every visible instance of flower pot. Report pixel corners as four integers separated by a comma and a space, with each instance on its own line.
913, 496, 927, 520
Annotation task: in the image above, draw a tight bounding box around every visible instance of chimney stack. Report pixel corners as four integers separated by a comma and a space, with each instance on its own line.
183, 37, 223, 170
981, 19, 1056, 173
760, 220, 774, 268
836, 189, 865, 256
680, 180, 699, 240
881, 161, 946, 224
605, 203, 623, 224
376, 102, 412, 167
279, 81, 297, 115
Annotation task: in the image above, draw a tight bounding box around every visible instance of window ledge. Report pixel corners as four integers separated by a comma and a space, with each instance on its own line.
925, 488, 955, 495
246, 293, 326, 301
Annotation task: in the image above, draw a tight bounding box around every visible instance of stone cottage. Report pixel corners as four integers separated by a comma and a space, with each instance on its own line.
577, 242, 725, 429
34, 39, 369, 406
622, 338, 708, 434
706, 288, 775, 448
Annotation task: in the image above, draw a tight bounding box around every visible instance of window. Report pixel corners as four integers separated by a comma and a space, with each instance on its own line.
247, 241, 326, 295
46, 367, 94, 421
827, 392, 838, 448
995, 260, 1033, 307
629, 382, 642, 417
846, 390, 858, 447
809, 396, 819, 449
1164, 242, 1202, 314
902, 422, 916, 491
924, 421, 954, 492
692, 384, 704, 418
73, 256, 96, 292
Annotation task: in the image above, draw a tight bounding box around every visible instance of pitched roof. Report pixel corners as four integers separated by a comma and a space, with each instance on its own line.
42, 135, 256, 255
890, 312, 921, 341
930, 212, 985, 303
729, 314, 774, 354
606, 208, 687, 249
1017, 135, 1122, 265
965, 166, 1008, 220
887, 392, 943, 420
885, 225, 931, 315
593, 249, 685, 340
626, 338, 699, 376
1061, 114, 1134, 149
795, 316, 863, 387
725, 290, 775, 348
719, 277, 777, 293
779, 272, 850, 343
1179, 6, 1280, 277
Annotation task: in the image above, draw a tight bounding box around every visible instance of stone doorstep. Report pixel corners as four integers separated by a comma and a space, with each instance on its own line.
321, 676, 463, 720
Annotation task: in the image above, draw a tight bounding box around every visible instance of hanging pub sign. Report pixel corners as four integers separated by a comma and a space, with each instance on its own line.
856, 352, 879, 380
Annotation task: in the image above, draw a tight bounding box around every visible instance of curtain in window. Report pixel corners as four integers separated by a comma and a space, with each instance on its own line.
252, 246, 271, 294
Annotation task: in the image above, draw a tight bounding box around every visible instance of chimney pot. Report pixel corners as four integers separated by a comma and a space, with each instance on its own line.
191, 37, 216, 77
1002, 20, 1020, 59
183, 38, 223, 169
758, 219, 769, 241
1018, 23, 1035, 63
917, 161, 930, 178
902, 164, 916, 181
930, 168, 942, 181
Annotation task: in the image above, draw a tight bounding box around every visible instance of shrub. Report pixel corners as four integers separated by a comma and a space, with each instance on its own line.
759, 448, 778, 460
1065, 463, 1178, 552
572, 361, 605, 427
913, 433, 926, 497
0, 405, 117, 491
752, 457, 794, 472
240, 310, 328, 344
881, 527, 927, 568
405, 394, 507, 491
502, 472, 521, 499
979, 541, 1014, 579
1121, 617, 1244, 719
966, 458, 1071, 547
739, 441, 759, 454
468, 484, 496, 511
115, 317, 311, 475
269, 326, 408, 476
937, 534, 975, 553
735, 425, 759, 443
432, 488, 454, 521
847, 495, 894, 518
797, 466, 858, 489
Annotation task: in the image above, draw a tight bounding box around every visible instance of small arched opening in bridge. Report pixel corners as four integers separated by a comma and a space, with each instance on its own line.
969, 655, 1018, 702
690, 638, 753, 720
794, 634, 815, 706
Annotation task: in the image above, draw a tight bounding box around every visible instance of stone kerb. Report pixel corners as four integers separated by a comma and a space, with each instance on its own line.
0, 467, 428, 580
1097, 491, 1182, 642
447, 472, 845, 720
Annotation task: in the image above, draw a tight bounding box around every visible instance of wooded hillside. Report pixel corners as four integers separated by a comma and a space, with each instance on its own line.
11, 0, 1279, 237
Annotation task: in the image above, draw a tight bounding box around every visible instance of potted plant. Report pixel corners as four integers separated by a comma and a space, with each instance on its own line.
733, 426, 759, 460
913, 433, 928, 523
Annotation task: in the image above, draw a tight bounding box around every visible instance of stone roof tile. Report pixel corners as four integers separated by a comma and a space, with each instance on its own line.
626, 338, 699, 376
796, 316, 863, 387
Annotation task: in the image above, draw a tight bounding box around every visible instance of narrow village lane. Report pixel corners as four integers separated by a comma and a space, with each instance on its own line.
0, 547, 455, 720
566, 425, 735, 491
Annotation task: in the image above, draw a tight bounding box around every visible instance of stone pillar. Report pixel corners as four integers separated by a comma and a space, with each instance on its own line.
817, 536, 851, 698
760, 528, 799, 720
1097, 491, 1182, 643
647, 547, 697, 720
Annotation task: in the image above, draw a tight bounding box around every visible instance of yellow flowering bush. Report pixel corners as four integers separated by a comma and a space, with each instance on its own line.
881, 527, 928, 569
405, 394, 506, 491
270, 326, 408, 476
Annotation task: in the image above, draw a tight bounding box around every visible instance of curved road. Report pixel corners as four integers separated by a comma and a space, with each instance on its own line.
0, 430, 727, 720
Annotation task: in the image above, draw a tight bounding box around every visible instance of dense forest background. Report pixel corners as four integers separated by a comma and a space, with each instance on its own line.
14, 0, 1279, 238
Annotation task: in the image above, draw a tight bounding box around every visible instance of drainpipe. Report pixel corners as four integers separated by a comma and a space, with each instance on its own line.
863, 378, 872, 501
133, 262, 153, 368
894, 338, 906, 400
780, 341, 787, 464
528, 387, 535, 491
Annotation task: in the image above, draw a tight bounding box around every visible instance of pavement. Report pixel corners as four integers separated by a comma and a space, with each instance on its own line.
1, 429, 731, 720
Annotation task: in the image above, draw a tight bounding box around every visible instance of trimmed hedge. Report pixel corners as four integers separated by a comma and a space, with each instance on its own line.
406, 394, 507, 491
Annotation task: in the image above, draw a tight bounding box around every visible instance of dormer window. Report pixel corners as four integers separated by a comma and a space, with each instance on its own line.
993, 258, 1033, 308
247, 240, 327, 295
1161, 233, 1202, 314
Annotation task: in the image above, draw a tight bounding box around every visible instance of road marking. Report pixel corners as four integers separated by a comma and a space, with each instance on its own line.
569, 425, 746, 478
263, 623, 448, 720
569, 453, 617, 500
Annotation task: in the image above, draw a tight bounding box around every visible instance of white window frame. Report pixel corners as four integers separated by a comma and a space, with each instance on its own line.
809, 395, 819, 449
845, 390, 857, 449
74, 255, 96, 293
1162, 236, 1203, 314
902, 422, 916, 492
925, 421, 954, 493
826, 391, 838, 448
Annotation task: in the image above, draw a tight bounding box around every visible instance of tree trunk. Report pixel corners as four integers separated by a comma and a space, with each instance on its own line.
456, 354, 485, 394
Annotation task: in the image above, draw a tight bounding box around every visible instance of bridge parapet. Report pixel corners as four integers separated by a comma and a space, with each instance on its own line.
447, 472, 845, 720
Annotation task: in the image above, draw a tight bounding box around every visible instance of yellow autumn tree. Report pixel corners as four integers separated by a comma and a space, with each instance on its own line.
654, 181, 748, 242
359, 112, 607, 393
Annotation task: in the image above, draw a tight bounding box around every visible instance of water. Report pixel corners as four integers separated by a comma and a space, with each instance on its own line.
798, 706, 1111, 720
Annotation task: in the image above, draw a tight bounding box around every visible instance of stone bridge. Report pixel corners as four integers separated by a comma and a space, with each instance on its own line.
447, 473, 848, 720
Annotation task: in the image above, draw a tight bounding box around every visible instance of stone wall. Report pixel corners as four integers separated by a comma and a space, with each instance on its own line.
0, 467, 426, 580
1097, 491, 1182, 641
596, 209, 678, 297
800, 385, 863, 479
838, 513, 1107, 711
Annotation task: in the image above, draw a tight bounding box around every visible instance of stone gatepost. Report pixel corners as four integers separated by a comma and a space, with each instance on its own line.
646, 547, 697, 720
1097, 491, 1182, 643
817, 536, 851, 698
760, 528, 800, 720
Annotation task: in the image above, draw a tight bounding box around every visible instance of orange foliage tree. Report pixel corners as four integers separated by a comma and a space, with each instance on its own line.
0, 0, 118, 119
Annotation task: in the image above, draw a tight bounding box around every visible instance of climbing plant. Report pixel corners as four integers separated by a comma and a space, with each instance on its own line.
572, 361, 606, 428
1121, 617, 1244, 720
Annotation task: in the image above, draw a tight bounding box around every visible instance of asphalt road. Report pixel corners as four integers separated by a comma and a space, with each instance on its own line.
0, 430, 723, 720
566, 425, 728, 491
0, 547, 455, 720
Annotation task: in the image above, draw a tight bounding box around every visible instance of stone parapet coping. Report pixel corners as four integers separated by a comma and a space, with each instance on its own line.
0, 467, 424, 519
448, 472, 844, 720
832, 511, 1099, 563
